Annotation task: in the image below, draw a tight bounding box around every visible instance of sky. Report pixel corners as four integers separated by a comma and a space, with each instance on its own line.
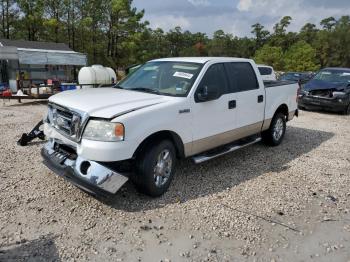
132, 0, 350, 37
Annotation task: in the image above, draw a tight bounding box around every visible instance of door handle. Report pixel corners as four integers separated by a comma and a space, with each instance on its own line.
228, 100, 236, 109
258, 95, 264, 103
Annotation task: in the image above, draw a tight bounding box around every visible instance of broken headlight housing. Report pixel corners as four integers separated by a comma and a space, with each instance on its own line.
83, 120, 124, 142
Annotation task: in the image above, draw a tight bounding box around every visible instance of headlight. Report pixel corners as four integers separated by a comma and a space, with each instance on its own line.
300, 89, 309, 96
83, 120, 124, 141
333, 91, 346, 97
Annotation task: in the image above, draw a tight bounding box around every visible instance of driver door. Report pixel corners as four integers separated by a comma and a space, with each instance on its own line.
191, 63, 237, 155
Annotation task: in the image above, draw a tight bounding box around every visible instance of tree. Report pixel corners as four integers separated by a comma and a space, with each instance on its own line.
283, 40, 319, 71
273, 16, 292, 35
320, 17, 336, 31
299, 23, 318, 44
313, 16, 350, 68
167, 26, 185, 57
331, 16, 350, 67
313, 29, 333, 68
269, 16, 297, 51
254, 44, 283, 70
105, 0, 146, 66
43, 0, 65, 42
251, 23, 269, 50
207, 30, 238, 56
17, 0, 45, 41
0, 0, 19, 39
2, 6, 350, 72
64, 0, 80, 50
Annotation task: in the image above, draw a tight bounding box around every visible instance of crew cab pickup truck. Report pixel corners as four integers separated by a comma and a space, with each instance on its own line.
41, 57, 299, 197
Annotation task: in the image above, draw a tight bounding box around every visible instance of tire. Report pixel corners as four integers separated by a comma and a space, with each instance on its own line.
133, 140, 176, 197
343, 103, 350, 115
262, 112, 287, 146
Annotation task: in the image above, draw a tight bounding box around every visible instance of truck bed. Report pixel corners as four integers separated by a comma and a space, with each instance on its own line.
264, 80, 296, 88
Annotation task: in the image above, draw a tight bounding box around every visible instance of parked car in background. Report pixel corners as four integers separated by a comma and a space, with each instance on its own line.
279, 72, 314, 84
298, 67, 350, 115
257, 65, 277, 81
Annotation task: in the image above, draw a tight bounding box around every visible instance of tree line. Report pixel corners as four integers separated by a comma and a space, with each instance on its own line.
1, 0, 350, 72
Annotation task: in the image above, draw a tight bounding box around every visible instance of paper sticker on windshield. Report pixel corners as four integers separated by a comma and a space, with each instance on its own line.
173, 72, 193, 79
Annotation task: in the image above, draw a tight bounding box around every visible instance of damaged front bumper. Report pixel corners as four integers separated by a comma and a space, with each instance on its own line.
41, 140, 129, 197
298, 93, 349, 112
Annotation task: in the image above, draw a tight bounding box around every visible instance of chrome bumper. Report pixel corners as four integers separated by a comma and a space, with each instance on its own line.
41, 141, 129, 196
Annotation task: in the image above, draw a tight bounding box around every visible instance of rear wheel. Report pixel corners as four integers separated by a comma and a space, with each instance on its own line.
262, 112, 287, 146
133, 140, 176, 197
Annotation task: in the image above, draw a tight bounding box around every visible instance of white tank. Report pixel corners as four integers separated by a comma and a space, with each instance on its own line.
78, 65, 117, 87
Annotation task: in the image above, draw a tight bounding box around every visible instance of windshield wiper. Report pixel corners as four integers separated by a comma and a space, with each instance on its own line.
130, 87, 160, 94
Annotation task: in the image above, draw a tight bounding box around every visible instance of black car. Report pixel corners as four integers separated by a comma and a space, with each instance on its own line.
298, 67, 350, 115
279, 72, 314, 84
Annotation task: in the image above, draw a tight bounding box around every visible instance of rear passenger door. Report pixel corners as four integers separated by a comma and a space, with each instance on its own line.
191, 63, 237, 155
224, 62, 265, 135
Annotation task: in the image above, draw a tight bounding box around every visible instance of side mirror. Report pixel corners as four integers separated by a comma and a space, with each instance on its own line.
196, 85, 219, 102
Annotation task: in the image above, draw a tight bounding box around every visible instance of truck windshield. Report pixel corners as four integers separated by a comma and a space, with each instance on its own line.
117, 61, 202, 97
314, 70, 350, 83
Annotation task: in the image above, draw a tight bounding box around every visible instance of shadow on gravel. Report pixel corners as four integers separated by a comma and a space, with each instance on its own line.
103, 126, 334, 212
20, 140, 47, 146
7, 100, 48, 107
300, 108, 346, 116
0, 234, 60, 261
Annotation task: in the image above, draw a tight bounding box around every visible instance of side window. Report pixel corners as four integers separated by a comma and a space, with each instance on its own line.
198, 63, 228, 95
225, 62, 259, 92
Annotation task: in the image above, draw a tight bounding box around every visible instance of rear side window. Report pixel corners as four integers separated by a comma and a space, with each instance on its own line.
258, 67, 272, 75
198, 63, 228, 95
225, 62, 259, 92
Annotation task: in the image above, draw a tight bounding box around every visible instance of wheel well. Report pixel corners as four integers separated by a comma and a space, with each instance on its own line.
133, 131, 185, 159
275, 104, 289, 119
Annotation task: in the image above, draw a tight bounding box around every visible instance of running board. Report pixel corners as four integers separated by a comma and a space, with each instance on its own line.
192, 137, 262, 164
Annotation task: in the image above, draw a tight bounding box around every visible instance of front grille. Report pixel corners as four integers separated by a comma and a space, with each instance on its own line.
309, 89, 332, 97
47, 103, 83, 140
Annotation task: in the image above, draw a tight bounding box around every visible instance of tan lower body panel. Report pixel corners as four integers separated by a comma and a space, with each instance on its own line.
184, 110, 297, 157
261, 118, 272, 131
185, 121, 263, 156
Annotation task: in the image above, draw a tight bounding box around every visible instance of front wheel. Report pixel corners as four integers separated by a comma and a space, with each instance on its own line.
262, 112, 287, 146
133, 140, 176, 197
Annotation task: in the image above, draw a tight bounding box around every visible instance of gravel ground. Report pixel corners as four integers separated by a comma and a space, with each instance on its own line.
0, 100, 349, 262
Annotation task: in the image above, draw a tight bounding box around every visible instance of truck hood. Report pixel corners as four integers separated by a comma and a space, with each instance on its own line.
304, 79, 350, 91
49, 88, 167, 118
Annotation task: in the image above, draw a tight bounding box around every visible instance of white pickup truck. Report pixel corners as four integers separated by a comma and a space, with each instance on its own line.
41, 57, 299, 197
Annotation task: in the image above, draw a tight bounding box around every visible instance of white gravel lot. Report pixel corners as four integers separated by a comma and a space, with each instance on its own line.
0, 100, 349, 262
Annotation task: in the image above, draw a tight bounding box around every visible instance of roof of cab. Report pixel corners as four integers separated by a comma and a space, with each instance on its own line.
150, 57, 253, 64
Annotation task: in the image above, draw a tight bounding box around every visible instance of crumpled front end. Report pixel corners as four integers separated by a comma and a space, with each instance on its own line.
298, 88, 350, 112
41, 139, 129, 197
